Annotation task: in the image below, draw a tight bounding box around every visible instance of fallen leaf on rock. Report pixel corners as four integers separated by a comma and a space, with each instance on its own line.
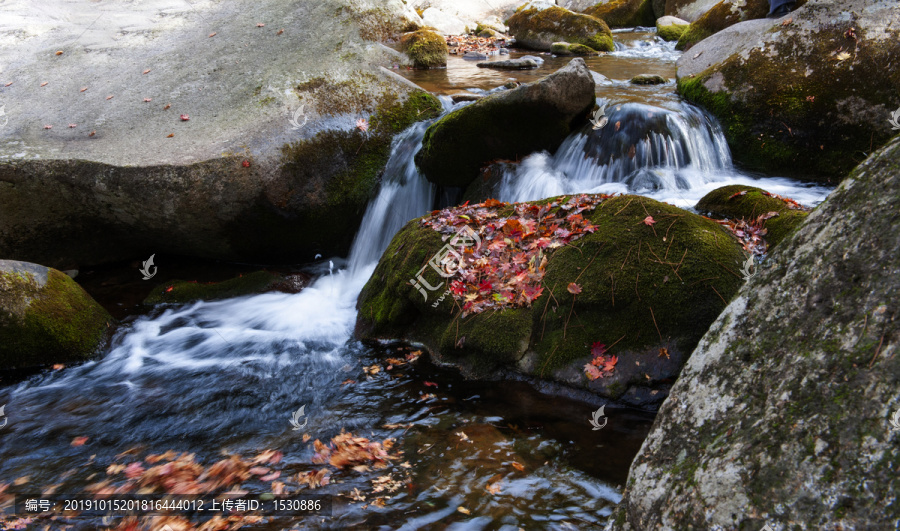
4, 82, 12, 87
256, 23, 265, 27
457, 507, 471, 515
209, 32, 217, 37
302, 434, 311, 442
89, 131, 96, 137
79, 87, 87, 92
781, 17, 792, 26
567, 282, 582, 295
68, 124, 76, 128
180, 114, 189, 121
71, 437, 89, 447
163, 103, 171, 110
43, 124, 52, 129
142, 69, 151, 74
643, 216, 656, 226
166, 133, 174, 138
659, 347, 670, 359
277, 29, 284, 35
143, 98, 152, 102
55, 50, 63, 55
363, 364, 381, 376
106, 95, 113, 100
40, 82, 48, 87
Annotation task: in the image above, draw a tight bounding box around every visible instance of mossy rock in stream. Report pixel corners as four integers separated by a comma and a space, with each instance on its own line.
399, 29, 448, 69
656, 16, 690, 41
675, 0, 899, 183
506, 6, 614, 52
696, 184, 810, 249
415, 58, 595, 188
143, 271, 309, 305
550, 42, 599, 56
584, 0, 656, 29
355, 195, 746, 407
0, 260, 113, 369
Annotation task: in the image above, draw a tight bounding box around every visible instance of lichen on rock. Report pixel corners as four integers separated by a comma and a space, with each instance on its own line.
608, 134, 900, 531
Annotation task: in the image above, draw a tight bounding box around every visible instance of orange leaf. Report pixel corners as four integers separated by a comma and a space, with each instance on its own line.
71, 436, 89, 447
567, 282, 582, 295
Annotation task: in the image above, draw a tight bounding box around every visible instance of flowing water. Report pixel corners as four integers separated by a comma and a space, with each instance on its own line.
0, 30, 832, 530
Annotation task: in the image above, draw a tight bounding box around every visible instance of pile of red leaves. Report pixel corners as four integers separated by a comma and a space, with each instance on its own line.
760, 190, 810, 211
714, 211, 779, 256
420, 195, 609, 317
446, 34, 508, 56
584, 342, 618, 381
312, 431, 400, 471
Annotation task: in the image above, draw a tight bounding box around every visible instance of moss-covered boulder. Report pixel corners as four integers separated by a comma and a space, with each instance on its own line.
355, 194, 746, 407
143, 271, 309, 305
674, 0, 775, 51
676, 0, 900, 184
506, 5, 614, 52
399, 29, 448, 68
550, 41, 599, 56
0, 260, 113, 369
655, 15, 689, 41
584, 0, 656, 29
609, 134, 900, 531
415, 58, 595, 188
696, 184, 810, 249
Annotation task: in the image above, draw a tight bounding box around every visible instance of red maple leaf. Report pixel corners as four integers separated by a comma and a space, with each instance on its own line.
643, 216, 656, 226
567, 282, 582, 295
591, 342, 607, 358
601, 355, 618, 373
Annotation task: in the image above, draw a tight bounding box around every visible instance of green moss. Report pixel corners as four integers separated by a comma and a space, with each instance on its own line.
584, 0, 656, 29
357, 194, 746, 395
631, 74, 667, 85
675, 0, 768, 51
695, 184, 810, 249
143, 271, 282, 305
550, 42, 599, 56
507, 7, 614, 52
226, 90, 442, 260
676, 23, 898, 182
656, 21, 688, 42
0, 268, 112, 369
400, 30, 448, 68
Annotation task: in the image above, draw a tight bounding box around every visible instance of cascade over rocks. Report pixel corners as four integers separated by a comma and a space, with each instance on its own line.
0, 0, 440, 269
415, 59, 596, 189
355, 194, 746, 408
675, 0, 900, 183
609, 136, 900, 530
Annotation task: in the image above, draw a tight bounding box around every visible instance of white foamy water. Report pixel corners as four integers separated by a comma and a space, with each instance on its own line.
611, 35, 681, 62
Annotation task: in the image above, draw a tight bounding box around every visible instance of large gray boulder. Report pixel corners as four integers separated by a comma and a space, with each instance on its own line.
415, 58, 596, 188
664, 0, 720, 22
610, 136, 900, 529
676, 0, 900, 183
0, 0, 440, 268
0, 259, 113, 369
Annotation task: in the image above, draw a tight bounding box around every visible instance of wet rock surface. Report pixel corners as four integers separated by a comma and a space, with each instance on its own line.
610, 136, 900, 530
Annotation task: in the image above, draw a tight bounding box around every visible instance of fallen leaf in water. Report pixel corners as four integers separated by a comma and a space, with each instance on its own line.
124, 462, 144, 479
71, 437, 89, 447
13, 476, 29, 486
643, 216, 656, 226
615, 120, 621, 131
835, 51, 851, 61
363, 364, 381, 376
511, 461, 525, 471
106, 463, 125, 475
567, 282, 582, 295
341, 379, 356, 385
423, 381, 438, 388
52, 364, 65, 370
457, 507, 471, 515
260, 471, 280, 481
659, 347, 670, 359
418, 393, 436, 401
405, 350, 422, 362
302, 433, 311, 442
456, 431, 470, 442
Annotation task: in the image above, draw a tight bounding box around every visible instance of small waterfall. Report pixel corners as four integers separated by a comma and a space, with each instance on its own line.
347, 121, 435, 274
498, 102, 830, 209
611, 37, 680, 61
